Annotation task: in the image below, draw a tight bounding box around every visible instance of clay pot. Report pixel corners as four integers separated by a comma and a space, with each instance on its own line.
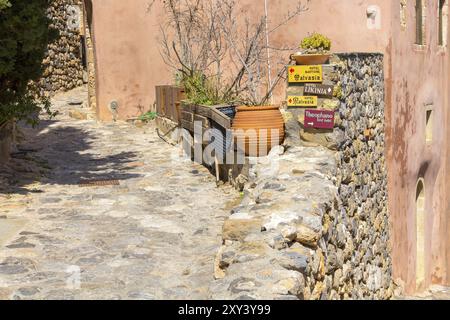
290, 52, 331, 65
232, 106, 285, 157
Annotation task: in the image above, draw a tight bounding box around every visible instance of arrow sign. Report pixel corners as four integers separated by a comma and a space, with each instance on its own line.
304, 109, 335, 129
303, 83, 335, 98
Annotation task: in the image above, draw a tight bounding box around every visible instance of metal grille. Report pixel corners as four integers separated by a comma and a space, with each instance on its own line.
78, 179, 120, 187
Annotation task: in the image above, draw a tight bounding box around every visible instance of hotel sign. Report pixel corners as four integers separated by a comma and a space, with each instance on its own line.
303, 83, 334, 98
288, 65, 323, 83
304, 109, 335, 129
287, 96, 318, 107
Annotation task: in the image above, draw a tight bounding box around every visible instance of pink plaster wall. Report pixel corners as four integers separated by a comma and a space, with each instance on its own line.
89, 0, 173, 121
387, 0, 450, 294
86, 0, 450, 295
88, 0, 391, 121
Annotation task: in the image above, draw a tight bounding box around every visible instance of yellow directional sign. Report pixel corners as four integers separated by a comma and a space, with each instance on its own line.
287, 96, 318, 107
287, 65, 323, 83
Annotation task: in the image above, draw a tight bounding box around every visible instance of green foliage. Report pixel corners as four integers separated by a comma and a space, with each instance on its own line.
180, 71, 228, 106
138, 111, 158, 122
0, 0, 11, 10
300, 33, 332, 52
0, 0, 55, 126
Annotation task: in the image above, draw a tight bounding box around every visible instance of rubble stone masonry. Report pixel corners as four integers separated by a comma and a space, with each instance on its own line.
211, 53, 394, 300
39, 0, 84, 96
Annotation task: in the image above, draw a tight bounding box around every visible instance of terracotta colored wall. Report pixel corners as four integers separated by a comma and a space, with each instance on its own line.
87, 0, 450, 295
89, 0, 173, 121
88, 0, 391, 121
387, 0, 450, 294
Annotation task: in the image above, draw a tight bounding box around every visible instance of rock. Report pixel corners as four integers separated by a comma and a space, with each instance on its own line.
278, 251, 308, 274
321, 99, 339, 110
268, 234, 288, 250
295, 224, 320, 248
222, 219, 262, 242
69, 110, 87, 120
229, 277, 261, 294
0, 257, 34, 275
310, 281, 325, 300
281, 226, 297, 241
272, 274, 305, 297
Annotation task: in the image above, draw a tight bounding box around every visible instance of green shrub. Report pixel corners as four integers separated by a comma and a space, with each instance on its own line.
138, 111, 158, 122
300, 33, 332, 53
0, 0, 56, 126
0, 0, 11, 10
179, 71, 227, 106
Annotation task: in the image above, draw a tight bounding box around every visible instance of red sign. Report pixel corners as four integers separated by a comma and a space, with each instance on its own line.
304, 109, 335, 129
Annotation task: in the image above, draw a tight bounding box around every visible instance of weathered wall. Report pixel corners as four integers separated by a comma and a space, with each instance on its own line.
87, 0, 392, 121
386, 0, 450, 293
39, 0, 84, 96
85, 0, 450, 295
87, 0, 169, 121
212, 54, 394, 300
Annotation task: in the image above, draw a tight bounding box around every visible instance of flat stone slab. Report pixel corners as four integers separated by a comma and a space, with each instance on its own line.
0, 86, 238, 300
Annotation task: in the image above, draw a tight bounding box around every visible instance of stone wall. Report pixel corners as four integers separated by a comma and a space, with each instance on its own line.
39, 0, 84, 96
211, 53, 396, 300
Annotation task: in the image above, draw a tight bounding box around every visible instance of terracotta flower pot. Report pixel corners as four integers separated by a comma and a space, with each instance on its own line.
232, 106, 285, 157
290, 52, 331, 65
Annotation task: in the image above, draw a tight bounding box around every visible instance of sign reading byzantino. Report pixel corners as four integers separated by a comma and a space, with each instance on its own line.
288, 65, 323, 83
304, 109, 335, 129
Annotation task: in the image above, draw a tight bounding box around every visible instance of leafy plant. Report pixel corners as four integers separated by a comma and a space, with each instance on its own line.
0, 0, 11, 10
160, 0, 310, 106
179, 71, 229, 106
300, 33, 331, 53
0, 0, 56, 126
138, 111, 158, 122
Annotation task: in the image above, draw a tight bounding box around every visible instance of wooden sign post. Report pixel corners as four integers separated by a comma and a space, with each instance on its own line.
303, 83, 334, 98
287, 65, 323, 83
304, 109, 335, 129
287, 96, 318, 107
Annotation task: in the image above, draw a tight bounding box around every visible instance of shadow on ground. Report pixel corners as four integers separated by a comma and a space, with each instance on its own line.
0, 119, 140, 195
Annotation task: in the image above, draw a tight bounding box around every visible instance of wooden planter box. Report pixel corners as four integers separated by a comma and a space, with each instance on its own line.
180, 102, 236, 160
180, 102, 234, 133
155, 85, 185, 123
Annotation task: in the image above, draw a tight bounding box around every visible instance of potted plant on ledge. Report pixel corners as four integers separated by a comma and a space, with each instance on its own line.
291, 32, 332, 65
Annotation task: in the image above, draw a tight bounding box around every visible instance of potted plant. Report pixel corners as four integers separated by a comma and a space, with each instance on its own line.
291, 33, 332, 65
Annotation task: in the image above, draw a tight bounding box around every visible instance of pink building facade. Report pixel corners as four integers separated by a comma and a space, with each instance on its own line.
84, 0, 450, 295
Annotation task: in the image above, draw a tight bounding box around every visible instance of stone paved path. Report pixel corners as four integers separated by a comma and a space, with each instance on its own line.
395, 285, 450, 300
0, 87, 238, 300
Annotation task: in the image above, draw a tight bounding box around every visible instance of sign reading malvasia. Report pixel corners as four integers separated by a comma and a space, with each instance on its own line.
304, 109, 335, 129
304, 83, 334, 98
288, 65, 323, 83
287, 96, 318, 107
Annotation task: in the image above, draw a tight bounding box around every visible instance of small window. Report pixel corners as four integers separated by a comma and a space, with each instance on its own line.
426, 109, 433, 143
416, 0, 425, 45
439, 0, 448, 46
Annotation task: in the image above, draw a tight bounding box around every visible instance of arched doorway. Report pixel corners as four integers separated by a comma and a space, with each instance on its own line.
416, 179, 426, 290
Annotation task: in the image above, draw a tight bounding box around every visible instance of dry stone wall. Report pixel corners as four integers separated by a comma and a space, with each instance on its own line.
211, 53, 395, 300
39, 0, 84, 96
